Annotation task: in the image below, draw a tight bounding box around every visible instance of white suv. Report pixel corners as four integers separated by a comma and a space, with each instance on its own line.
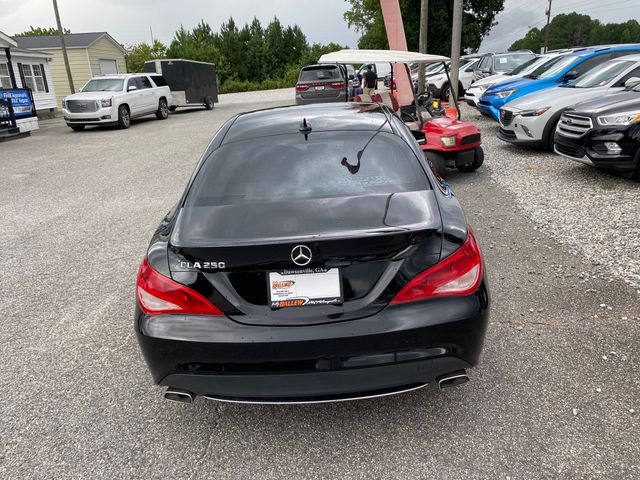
62, 74, 172, 131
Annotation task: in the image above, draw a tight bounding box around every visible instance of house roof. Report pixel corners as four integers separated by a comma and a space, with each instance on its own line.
13, 32, 125, 53
0, 46, 53, 59
0, 30, 19, 48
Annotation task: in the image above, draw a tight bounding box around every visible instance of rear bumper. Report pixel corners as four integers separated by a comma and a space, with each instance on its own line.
136, 286, 489, 401
295, 93, 347, 105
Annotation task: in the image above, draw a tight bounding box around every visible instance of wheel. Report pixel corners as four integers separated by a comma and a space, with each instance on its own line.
204, 96, 214, 110
546, 118, 560, 151
70, 125, 85, 131
117, 105, 130, 129
440, 83, 451, 101
156, 98, 169, 120
457, 146, 484, 172
632, 149, 640, 181
424, 150, 447, 176
169, 106, 177, 112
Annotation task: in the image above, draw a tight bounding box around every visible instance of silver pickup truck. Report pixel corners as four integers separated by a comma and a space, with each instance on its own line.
62, 74, 173, 131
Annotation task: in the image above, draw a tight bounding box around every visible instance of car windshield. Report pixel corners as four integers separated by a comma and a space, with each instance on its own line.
82, 78, 124, 92
299, 67, 341, 82
508, 57, 539, 75
567, 60, 635, 88
494, 54, 534, 73
185, 131, 430, 206
528, 55, 578, 79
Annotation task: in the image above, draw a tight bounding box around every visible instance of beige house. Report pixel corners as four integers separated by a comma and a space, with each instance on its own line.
13, 32, 127, 107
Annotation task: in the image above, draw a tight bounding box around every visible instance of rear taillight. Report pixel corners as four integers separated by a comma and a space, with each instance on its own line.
136, 258, 223, 316
330, 82, 346, 89
391, 229, 483, 304
295, 84, 310, 92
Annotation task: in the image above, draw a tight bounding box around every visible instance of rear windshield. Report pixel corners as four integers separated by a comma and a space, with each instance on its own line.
185, 131, 429, 206
299, 66, 341, 82
494, 54, 535, 73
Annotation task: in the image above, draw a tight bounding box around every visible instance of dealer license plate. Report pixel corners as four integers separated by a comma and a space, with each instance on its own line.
269, 268, 342, 308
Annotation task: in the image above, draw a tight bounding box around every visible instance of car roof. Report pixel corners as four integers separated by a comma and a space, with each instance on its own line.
301, 64, 340, 69
91, 74, 147, 78
222, 103, 393, 145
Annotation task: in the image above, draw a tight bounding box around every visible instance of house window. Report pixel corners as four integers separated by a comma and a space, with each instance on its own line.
0, 63, 12, 88
21, 64, 46, 92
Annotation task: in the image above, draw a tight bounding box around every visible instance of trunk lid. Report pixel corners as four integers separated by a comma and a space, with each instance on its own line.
169, 191, 443, 325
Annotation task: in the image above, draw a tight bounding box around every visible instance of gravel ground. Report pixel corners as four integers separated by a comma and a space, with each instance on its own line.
465, 106, 640, 289
1, 90, 639, 479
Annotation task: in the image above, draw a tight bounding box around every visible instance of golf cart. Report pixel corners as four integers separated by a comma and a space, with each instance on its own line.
318, 49, 484, 173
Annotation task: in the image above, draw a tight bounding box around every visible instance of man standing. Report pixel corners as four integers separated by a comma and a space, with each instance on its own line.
362, 65, 378, 96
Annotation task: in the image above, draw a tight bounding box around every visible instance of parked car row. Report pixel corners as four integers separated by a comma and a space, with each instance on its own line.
464, 44, 640, 179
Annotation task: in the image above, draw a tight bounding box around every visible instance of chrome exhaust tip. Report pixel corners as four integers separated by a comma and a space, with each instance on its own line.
164, 388, 195, 404
437, 370, 470, 389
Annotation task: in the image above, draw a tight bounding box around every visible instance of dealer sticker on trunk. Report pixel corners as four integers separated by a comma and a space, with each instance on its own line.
269, 268, 342, 308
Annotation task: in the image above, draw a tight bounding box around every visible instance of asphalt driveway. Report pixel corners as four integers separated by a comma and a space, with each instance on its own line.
1, 92, 638, 479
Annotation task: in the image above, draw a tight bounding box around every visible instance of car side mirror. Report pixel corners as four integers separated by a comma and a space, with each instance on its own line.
562, 70, 579, 82
625, 77, 640, 89
348, 74, 355, 80
128, 85, 138, 92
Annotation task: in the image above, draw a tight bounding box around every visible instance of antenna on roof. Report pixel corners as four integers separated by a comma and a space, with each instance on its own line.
299, 118, 312, 140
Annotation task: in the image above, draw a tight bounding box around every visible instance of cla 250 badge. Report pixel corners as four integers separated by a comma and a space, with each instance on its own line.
178, 261, 226, 270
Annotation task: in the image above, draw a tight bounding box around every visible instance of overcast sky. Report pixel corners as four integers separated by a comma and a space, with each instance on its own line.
2, 0, 638, 53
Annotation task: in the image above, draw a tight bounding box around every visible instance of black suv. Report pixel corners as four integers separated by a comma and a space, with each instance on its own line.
554, 82, 640, 179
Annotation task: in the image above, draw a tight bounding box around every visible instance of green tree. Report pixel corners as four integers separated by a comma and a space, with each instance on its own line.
264, 17, 288, 78
125, 40, 167, 73
510, 14, 640, 52
164, 16, 342, 92
15, 26, 70, 36
344, 0, 505, 55
509, 28, 543, 51
243, 18, 267, 81
166, 21, 222, 77
218, 18, 243, 82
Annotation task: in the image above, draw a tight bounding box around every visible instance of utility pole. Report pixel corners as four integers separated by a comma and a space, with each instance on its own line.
417, 0, 429, 94
52, 0, 74, 94
544, 0, 553, 53
449, 0, 463, 104
150, 26, 155, 45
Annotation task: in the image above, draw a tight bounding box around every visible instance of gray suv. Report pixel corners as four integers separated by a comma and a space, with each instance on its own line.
295, 64, 350, 105
472, 51, 536, 83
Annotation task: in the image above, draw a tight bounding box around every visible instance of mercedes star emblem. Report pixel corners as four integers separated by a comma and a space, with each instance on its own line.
291, 245, 312, 266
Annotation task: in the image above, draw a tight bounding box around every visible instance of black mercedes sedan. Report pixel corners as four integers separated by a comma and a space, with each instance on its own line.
555, 82, 640, 179
135, 103, 490, 404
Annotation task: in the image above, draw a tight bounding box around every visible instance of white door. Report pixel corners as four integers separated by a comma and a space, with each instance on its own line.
100, 59, 118, 75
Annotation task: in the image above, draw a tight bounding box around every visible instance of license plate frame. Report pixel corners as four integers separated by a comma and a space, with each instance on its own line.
268, 268, 342, 309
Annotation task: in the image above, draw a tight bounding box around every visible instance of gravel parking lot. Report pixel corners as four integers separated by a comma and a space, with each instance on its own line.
1, 89, 639, 479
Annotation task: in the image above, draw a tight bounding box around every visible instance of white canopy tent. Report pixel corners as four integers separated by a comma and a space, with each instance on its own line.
318, 49, 449, 65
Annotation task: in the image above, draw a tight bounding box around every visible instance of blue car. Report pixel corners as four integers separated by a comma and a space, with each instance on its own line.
478, 45, 640, 121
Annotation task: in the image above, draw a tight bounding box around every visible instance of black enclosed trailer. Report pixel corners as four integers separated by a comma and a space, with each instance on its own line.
144, 59, 218, 111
